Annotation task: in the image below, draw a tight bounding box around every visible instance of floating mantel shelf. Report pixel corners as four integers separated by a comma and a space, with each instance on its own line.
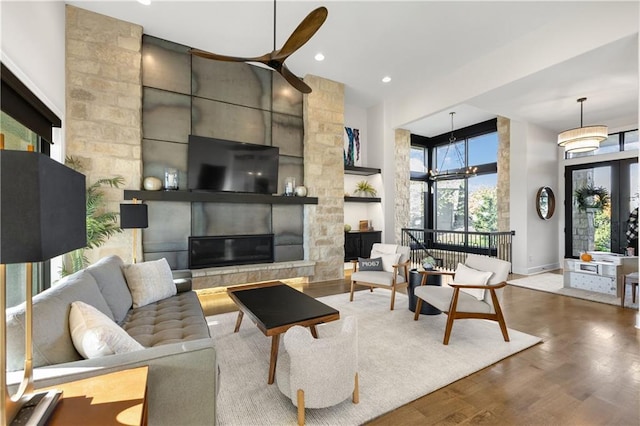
124, 190, 318, 205
344, 165, 381, 176
344, 196, 381, 203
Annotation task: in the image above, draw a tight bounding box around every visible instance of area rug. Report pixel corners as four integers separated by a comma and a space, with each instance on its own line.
508, 273, 639, 309
208, 291, 542, 425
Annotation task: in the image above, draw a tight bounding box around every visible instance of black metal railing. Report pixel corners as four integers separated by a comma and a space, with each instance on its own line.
401, 228, 515, 271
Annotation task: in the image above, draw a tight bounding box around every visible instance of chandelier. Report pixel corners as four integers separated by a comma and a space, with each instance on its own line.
429, 112, 478, 181
557, 97, 608, 153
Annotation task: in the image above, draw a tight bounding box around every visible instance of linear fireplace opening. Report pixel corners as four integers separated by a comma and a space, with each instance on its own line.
188, 234, 274, 269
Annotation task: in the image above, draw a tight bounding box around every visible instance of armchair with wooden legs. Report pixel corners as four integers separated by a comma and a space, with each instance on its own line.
413, 254, 511, 345
349, 244, 411, 310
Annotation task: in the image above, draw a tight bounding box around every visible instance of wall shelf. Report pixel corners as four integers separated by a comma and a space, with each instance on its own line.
344, 196, 381, 203
344, 165, 381, 176
124, 190, 318, 205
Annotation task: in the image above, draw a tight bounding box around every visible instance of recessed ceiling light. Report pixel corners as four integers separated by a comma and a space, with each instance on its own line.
314, 53, 325, 61
382, 76, 391, 83
137, 0, 151, 5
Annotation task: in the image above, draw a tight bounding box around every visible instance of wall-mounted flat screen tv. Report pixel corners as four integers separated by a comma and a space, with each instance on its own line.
187, 135, 279, 194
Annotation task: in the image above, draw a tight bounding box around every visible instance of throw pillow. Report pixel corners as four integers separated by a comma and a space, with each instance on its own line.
122, 258, 177, 308
452, 263, 493, 300
69, 301, 144, 359
358, 257, 383, 271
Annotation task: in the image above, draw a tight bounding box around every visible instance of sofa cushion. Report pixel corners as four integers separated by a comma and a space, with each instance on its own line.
122, 258, 177, 308
6, 270, 114, 371
122, 291, 211, 347
86, 255, 133, 324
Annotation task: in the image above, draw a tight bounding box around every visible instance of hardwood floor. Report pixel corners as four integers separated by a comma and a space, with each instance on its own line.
198, 273, 640, 425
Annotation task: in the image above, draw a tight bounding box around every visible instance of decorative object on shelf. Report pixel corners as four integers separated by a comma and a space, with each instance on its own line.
189, 3, 328, 93
359, 220, 372, 231
580, 252, 593, 262
143, 176, 162, 191
294, 185, 307, 197
344, 224, 352, 232
164, 168, 179, 190
1, 150, 86, 425
119, 199, 149, 264
429, 112, 478, 181
575, 184, 610, 212
557, 97, 608, 153
535, 186, 556, 220
344, 126, 360, 166
354, 180, 376, 197
284, 176, 296, 196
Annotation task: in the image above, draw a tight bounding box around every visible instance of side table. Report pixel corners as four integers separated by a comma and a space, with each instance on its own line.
408, 269, 442, 315
38, 366, 149, 425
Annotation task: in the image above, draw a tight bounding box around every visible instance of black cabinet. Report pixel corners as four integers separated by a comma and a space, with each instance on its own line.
344, 231, 382, 261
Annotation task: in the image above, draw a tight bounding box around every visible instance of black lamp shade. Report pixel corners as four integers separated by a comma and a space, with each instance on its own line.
120, 204, 148, 229
0, 150, 87, 264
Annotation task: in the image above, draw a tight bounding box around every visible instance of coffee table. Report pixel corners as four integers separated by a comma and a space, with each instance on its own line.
227, 281, 340, 384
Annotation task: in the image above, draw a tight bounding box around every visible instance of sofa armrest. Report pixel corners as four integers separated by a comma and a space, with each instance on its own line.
174, 277, 192, 293
9, 339, 217, 426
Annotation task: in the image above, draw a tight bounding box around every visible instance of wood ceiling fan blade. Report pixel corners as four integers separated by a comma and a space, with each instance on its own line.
279, 64, 312, 94
274, 6, 328, 61
189, 48, 267, 64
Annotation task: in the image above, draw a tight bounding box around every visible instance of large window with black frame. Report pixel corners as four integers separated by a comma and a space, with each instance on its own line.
410, 118, 499, 233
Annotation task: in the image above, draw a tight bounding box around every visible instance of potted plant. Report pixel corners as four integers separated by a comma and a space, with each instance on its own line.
354, 180, 377, 197
575, 184, 610, 212
62, 156, 125, 276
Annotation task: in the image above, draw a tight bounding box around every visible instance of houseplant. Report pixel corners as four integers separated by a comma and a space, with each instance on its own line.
354, 180, 377, 197
575, 184, 610, 212
61, 156, 125, 276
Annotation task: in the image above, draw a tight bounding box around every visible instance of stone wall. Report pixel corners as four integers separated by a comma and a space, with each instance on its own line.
66, 5, 143, 263
394, 129, 411, 243
303, 75, 345, 282
497, 116, 510, 232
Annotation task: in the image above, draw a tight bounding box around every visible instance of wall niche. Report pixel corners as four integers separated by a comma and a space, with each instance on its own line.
140, 35, 305, 269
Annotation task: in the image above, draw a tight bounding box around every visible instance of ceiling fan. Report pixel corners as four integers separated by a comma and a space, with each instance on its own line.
189, 4, 328, 94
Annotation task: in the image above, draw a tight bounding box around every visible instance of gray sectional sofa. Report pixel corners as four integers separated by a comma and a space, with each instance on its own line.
6, 255, 217, 425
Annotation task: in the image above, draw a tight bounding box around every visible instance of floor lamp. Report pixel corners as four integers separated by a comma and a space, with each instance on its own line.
120, 200, 148, 264
1, 150, 86, 426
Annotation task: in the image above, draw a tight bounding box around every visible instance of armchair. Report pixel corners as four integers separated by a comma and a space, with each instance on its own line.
413, 254, 511, 345
349, 243, 410, 310
276, 316, 359, 425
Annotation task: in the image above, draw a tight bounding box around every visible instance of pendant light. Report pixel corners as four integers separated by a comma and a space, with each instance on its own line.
429, 112, 478, 181
557, 97, 608, 153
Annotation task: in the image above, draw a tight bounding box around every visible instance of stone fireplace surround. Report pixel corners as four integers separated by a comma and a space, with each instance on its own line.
65, 6, 346, 285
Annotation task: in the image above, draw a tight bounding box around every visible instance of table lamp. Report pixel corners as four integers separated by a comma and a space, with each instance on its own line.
1, 149, 86, 426
120, 200, 148, 263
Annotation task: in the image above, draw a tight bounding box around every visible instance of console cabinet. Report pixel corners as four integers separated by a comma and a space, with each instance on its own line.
344, 231, 382, 261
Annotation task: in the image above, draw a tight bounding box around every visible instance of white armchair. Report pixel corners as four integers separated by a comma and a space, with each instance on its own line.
413, 254, 511, 345
276, 316, 359, 425
349, 243, 411, 310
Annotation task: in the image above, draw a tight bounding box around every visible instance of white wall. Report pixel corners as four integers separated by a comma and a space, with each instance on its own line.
0, 1, 67, 160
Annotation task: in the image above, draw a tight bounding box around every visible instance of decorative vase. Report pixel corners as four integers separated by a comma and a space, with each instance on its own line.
294, 186, 307, 197
344, 224, 352, 232
143, 176, 162, 191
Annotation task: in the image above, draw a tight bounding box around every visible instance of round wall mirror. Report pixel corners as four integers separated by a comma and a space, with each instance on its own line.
536, 186, 555, 220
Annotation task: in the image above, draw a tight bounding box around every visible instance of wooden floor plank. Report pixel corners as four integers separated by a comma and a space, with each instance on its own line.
198, 272, 640, 425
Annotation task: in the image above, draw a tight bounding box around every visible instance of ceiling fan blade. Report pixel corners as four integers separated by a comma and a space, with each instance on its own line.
274, 6, 328, 61
279, 63, 312, 94
189, 48, 267, 64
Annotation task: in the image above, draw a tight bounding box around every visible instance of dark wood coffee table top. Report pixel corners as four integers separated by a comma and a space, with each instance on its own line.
227, 281, 340, 384
227, 281, 339, 335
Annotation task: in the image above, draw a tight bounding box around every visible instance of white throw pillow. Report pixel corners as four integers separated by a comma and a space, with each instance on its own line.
370, 249, 401, 273
452, 263, 493, 300
122, 258, 177, 308
69, 301, 144, 359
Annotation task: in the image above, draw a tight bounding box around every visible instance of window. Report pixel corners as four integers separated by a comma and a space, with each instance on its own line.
568, 129, 638, 159
410, 119, 498, 232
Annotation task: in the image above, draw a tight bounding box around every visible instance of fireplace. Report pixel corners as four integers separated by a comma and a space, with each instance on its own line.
188, 234, 274, 269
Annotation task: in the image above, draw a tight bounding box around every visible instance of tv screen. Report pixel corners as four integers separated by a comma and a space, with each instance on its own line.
187, 135, 279, 194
